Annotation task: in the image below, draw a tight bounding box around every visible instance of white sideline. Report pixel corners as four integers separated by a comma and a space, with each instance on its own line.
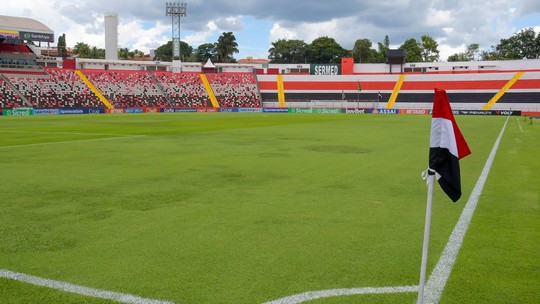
0, 135, 144, 149
263, 117, 509, 304
0, 269, 173, 304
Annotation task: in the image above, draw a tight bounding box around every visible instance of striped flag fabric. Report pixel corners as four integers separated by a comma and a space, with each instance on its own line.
429, 89, 471, 202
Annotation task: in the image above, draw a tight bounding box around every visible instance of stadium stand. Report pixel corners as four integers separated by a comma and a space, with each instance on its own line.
205, 72, 261, 107
154, 71, 212, 108
0, 76, 25, 108
81, 70, 171, 108
5, 67, 103, 108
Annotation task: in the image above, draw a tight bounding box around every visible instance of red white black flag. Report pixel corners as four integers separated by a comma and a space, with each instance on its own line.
429, 89, 471, 202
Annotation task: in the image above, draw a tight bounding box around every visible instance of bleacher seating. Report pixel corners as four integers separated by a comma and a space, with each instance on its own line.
82, 70, 171, 108
1, 69, 264, 109
0, 77, 25, 108
205, 72, 261, 108
154, 71, 212, 108
5, 68, 103, 108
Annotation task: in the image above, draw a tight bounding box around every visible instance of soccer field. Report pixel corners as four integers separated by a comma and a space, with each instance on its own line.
0, 113, 538, 303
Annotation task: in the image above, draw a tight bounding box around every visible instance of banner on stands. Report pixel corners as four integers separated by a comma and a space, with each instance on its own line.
263, 108, 288, 113
144, 107, 160, 113
33, 109, 59, 115
4, 108, 32, 116
398, 109, 429, 115
196, 107, 219, 112
372, 108, 398, 114
106, 108, 125, 114
238, 108, 262, 112
219, 108, 239, 112
343, 108, 371, 114
125, 108, 144, 113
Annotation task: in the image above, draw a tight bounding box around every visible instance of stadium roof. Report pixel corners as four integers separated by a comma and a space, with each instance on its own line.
0, 15, 53, 34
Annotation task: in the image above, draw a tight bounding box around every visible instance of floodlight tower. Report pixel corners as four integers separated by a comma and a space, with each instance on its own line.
165, 2, 187, 61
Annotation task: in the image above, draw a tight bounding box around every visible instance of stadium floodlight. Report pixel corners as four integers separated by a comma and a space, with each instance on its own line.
165, 2, 187, 61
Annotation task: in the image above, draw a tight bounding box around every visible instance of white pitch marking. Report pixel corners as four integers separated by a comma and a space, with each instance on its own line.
0, 269, 173, 304
263, 117, 509, 304
0, 130, 144, 137
262, 285, 419, 304
422, 116, 509, 303
0, 135, 145, 149
516, 118, 524, 132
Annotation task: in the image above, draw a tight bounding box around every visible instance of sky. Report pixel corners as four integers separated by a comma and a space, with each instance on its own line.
3, 0, 540, 61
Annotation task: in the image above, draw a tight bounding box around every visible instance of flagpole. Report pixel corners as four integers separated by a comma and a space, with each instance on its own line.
418, 172, 435, 304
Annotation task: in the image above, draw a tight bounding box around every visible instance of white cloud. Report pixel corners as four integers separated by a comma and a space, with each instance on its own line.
2, 0, 539, 59
269, 23, 297, 42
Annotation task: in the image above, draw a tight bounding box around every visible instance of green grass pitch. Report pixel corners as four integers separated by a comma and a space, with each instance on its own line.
0, 113, 538, 303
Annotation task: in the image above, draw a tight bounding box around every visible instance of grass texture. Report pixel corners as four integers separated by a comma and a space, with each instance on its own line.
0, 113, 538, 303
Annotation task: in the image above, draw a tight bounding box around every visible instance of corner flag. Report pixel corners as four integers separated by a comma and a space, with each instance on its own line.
418, 88, 472, 304
429, 88, 471, 202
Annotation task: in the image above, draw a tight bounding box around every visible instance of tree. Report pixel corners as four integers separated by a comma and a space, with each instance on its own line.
304, 36, 349, 63
420, 35, 440, 62
57, 33, 68, 58
268, 39, 307, 63
90, 46, 105, 59
154, 41, 173, 61
118, 47, 132, 60
352, 39, 378, 63
215, 32, 239, 63
375, 35, 390, 63
154, 41, 191, 62
496, 28, 540, 59
447, 43, 479, 62
194, 43, 216, 62
73, 42, 92, 58
400, 38, 422, 62
465, 43, 479, 61
447, 53, 468, 62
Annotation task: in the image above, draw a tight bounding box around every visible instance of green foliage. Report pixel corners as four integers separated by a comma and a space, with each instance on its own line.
451, 28, 540, 61
496, 28, 540, 59
352, 39, 378, 63
57, 34, 68, 58
154, 40, 192, 62
420, 35, 440, 62
118, 47, 144, 60
194, 43, 216, 62
0, 114, 537, 304
305, 36, 350, 63
215, 32, 239, 63
268, 39, 307, 63
400, 38, 422, 62
448, 43, 479, 62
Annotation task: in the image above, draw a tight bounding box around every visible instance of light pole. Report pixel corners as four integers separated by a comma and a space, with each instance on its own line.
165, 2, 187, 61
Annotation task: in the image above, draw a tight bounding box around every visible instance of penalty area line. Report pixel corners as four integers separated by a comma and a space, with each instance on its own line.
0, 269, 174, 304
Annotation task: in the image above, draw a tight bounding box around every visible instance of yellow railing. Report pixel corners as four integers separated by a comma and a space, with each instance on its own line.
483, 71, 524, 110
386, 74, 406, 109
75, 70, 114, 109
200, 74, 220, 108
